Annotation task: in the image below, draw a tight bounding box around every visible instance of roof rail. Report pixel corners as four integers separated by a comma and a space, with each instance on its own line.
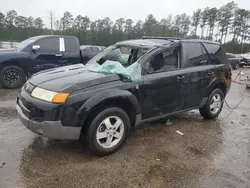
141, 36, 181, 41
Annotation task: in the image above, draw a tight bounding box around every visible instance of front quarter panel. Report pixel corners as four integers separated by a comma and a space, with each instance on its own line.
63, 86, 141, 127
0, 51, 31, 72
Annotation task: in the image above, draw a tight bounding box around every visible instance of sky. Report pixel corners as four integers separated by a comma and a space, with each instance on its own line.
1, 0, 250, 26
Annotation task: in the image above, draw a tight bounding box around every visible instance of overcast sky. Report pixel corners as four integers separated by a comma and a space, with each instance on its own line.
1, 0, 249, 25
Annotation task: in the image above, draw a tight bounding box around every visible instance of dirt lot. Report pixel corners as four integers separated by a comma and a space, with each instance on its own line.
1, 70, 250, 188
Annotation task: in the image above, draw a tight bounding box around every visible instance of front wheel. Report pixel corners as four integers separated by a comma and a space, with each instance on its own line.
199, 88, 224, 119
0, 65, 26, 89
82, 107, 131, 156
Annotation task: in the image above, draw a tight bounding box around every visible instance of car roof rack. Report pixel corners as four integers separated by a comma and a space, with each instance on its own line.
141, 36, 181, 41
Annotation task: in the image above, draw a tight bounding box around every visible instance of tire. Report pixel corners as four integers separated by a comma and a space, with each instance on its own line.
199, 88, 224, 119
82, 107, 131, 156
233, 63, 239, 70
0, 65, 26, 89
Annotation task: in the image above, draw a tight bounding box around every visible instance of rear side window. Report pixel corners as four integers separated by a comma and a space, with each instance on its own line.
203, 43, 227, 64
183, 43, 204, 67
91, 47, 99, 53
82, 47, 92, 52
36, 38, 59, 52
64, 37, 76, 52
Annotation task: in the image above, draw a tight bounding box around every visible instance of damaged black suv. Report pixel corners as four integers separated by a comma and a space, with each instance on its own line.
16, 36, 231, 156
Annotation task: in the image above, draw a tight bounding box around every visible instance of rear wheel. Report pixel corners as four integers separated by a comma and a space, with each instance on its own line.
199, 88, 224, 119
0, 65, 26, 89
82, 107, 131, 156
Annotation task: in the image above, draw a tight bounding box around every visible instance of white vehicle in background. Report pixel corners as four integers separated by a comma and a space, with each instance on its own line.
239, 53, 250, 67
245, 71, 250, 88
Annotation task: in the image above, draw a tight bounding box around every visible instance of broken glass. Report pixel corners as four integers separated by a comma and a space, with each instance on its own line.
86, 60, 142, 82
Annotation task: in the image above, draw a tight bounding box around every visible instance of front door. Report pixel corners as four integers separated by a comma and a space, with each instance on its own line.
139, 46, 187, 119
30, 37, 63, 72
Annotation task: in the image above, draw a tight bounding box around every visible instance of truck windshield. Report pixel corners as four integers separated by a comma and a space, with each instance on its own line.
86, 45, 149, 67
15, 36, 44, 50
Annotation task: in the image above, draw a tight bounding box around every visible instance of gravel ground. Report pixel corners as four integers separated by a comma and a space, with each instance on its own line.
0, 69, 250, 188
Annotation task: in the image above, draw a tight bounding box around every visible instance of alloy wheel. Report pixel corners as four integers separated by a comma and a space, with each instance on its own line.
96, 116, 124, 149
210, 94, 222, 114
3, 69, 20, 87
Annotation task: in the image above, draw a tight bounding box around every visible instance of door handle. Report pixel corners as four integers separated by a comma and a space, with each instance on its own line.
200, 60, 208, 64
58, 60, 68, 63
55, 53, 62, 57
177, 75, 185, 80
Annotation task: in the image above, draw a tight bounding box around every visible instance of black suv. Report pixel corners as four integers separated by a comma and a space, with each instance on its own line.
16, 36, 232, 156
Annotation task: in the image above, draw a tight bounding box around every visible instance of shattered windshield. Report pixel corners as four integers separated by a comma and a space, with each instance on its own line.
85, 45, 150, 81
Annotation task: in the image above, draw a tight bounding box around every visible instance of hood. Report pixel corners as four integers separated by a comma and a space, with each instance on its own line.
239, 53, 250, 59
0, 48, 17, 53
0, 48, 23, 58
0, 48, 15, 51
28, 64, 121, 93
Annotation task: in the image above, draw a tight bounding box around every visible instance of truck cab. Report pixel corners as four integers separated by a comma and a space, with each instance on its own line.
0, 35, 82, 88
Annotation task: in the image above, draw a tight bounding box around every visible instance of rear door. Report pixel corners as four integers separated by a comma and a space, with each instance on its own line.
81, 47, 94, 63
181, 42, 215, 109
202, 43, 231, 94
30, 37, 63, 71
61, 37, 81, 65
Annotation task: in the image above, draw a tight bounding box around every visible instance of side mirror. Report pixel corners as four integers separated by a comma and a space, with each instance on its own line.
32, 45, 40, 51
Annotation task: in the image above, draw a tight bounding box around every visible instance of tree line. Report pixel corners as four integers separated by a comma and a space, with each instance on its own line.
0, 1, 249, 53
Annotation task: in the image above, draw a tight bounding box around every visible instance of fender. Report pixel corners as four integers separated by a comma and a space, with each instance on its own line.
0, 51, 30, 72
205, 76, 227, 98
76, 89, 141, 127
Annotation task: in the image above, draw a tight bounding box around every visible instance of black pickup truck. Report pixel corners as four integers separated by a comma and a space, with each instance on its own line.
0, 35, 103, 88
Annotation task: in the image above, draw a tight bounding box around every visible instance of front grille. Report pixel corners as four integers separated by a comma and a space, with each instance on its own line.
30, 108, 44, 122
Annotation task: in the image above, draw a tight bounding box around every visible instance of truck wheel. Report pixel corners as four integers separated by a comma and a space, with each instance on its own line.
199, 88, 224, 119
0, 65, 26, 89
83, 107, 131, 156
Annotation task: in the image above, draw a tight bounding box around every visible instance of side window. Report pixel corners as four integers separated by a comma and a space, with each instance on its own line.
183, 42, 204, 67
91, 47, 99, 53
146, 47, 179, 73
84, 47, 92, 52
36, 38, 59, 52
201, 45, 211, 65
203, 43, 227, 64
64, 37, 76, 52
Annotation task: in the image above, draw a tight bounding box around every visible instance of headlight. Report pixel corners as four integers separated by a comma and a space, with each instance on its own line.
31, 87, 69, 104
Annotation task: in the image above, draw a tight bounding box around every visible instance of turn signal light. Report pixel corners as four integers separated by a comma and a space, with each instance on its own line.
52, 93, 70, 104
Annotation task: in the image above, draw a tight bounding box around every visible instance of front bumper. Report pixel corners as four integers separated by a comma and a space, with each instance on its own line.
16, 104, 81, 140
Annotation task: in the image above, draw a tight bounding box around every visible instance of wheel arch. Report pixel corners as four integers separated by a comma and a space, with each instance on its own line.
76, 89, 141, 129
0, 61, 27, 76
206, 79, 227, 98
